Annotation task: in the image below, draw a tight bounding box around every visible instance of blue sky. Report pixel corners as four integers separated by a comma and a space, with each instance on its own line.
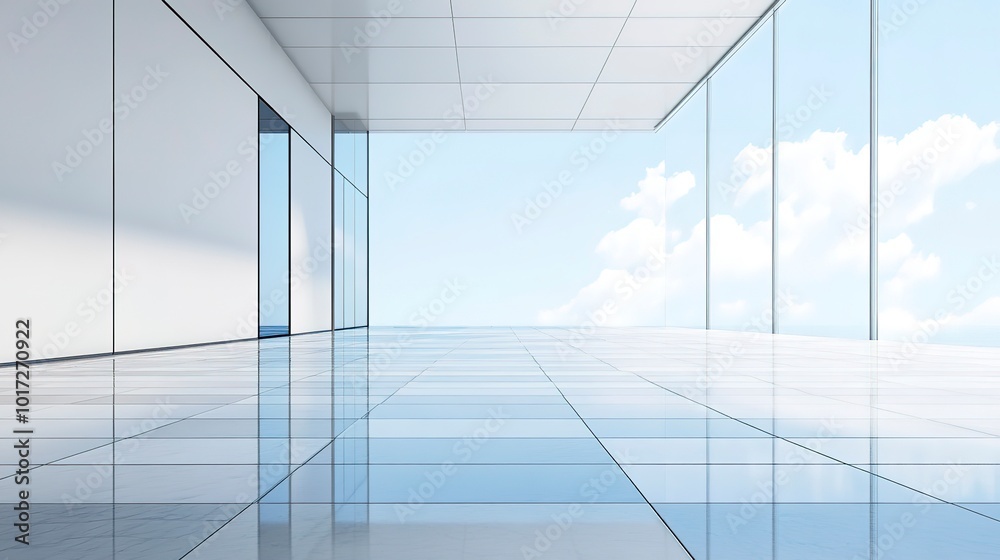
370, 131, 664, 326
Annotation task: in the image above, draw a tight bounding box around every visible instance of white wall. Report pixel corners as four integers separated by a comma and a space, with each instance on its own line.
0, 0, 114, 362
113, 0, 258, 352
290, 132, 333, 333
163, 0, 333, 163
0, 0, 340, 362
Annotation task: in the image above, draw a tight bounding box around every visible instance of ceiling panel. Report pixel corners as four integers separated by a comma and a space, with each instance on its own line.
459, 83, 592, 120
367, 83, 465, 120
454, 17, 625, 47
575, 119, 663, 131
311, 83, 368, 120
465, 119, 576, 131
261, 17, 456, 48
630, 0, 775, 17
618, 17, 757, 47
600, 46, 729, 83
247, 0, 774, 130
450, 0, 635, 18
249, 0, 453, 18
579, 83, 691, 120
285, 46, 459, 83
367, 119, 464, 131
313, 83, 467, 122
458, 47, 610, 84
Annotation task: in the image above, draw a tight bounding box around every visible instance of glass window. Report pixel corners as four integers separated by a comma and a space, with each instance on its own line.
356, 192, 369, 327
878, 0, 1000, 347
334, 172, 346, 330
775, 0, 871, 338
290, 131, 333, 333
259, 100, 290, 338
708, 19, 774, 332
344, 183, 357, 328
663, 86, 708, 328
355, 132, 368, 196
335, 123, 355, 185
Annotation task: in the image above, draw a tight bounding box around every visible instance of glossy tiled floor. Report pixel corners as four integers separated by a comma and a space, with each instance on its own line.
1, 327, 999, 559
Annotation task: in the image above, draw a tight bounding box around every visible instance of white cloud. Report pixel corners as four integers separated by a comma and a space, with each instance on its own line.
874, 116, 1000, 343
884, 252, 941, 298
620, 163, 694, 220
542, 114, 1000, 334
731, 144, 773, 207
537, 269, 630, 326
538, 162, 676, 326
878, 307, 921, 340
945, 297, 1000, 327
878, 114, 1000, 233
708, 214, 771, 277
596, 217, 665, 268
717, 299, 747, 316
536, 267, 666, 327
882, 296, 1000, 343
879, 233, 914, 268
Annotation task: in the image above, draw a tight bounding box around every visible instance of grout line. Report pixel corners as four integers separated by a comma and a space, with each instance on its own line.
540, 328, 1000, 526
512, 327, 697, 560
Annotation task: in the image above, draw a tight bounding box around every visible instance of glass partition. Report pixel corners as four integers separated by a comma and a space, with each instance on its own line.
344, 184, 357, 328
334, 172, 346, 330
259, 100, 291, 338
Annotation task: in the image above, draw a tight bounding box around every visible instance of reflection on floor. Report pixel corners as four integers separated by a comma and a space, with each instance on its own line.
1, 327, 998, 559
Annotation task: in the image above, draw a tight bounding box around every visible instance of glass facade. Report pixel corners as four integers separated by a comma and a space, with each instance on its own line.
334, 119, 369, 330
707, 19, 774, 332
775, 0, 871, 339
258, 101, 291, 337
290, 130, 334, 334
659, 0, 1000, 346
877, 0, 1000, 347
257, 107, 368, 338
663, 88, 707, 329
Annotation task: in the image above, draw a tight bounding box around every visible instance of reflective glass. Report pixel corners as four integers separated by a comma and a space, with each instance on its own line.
663, 87, 708, 328
707, 19, 774, 331
775, 0, 871, 338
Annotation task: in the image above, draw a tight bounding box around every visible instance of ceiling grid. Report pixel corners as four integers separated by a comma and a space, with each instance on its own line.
247, 0, 774, 131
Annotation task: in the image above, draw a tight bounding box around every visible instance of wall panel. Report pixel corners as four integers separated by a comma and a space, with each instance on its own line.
113, 0, 258, 351
163, 0, 333, 162
0, 0, 113, 361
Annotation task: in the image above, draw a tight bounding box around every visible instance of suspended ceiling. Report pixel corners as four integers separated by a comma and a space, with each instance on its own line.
247, 0, 776, 131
